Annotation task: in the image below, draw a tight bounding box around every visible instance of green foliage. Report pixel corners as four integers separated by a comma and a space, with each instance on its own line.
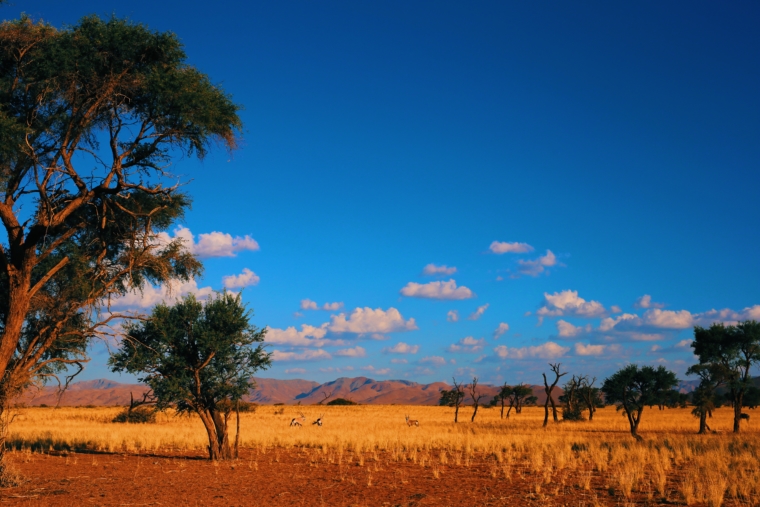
0, 14, 241, 402
602, 364, 678, 438
113, 406, 156, 424
439, 388, 464, 407
109, 292, 270, 414
691, 322, 760, 414
326, 398, 357, 406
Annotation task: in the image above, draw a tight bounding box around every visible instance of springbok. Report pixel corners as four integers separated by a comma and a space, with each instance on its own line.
290, 412, 306, 427
405, 415, 419, 427
312, 414, 324, 427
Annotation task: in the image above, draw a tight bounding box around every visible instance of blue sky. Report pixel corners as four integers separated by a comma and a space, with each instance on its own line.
11, 1, 760, 385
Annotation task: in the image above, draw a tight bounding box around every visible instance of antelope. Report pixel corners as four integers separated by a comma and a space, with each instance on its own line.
405, 415, 419, 427
290, 412, 306, 427
312, 414, 324, 427
740, 413, 750, 423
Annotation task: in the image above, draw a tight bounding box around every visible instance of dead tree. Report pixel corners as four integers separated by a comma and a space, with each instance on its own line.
542, 363, 567, 427
469, 377, 486, 422
578, 377, 600, 421
318, 390, 334, 405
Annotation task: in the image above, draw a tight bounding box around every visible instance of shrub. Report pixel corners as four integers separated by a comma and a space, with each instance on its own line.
113, 406, 156, 423
326, 398, 357, 406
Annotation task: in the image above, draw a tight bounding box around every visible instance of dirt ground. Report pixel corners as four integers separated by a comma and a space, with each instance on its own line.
0, 447, 705, 507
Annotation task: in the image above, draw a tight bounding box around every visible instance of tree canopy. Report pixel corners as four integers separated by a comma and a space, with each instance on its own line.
690, 320, 760, 433
0, 14, 240, 411
602, 364, 678, 440
109, 292, 270, 460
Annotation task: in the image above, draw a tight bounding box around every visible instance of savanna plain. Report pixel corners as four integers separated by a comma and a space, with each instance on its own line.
0, 405, 757, 506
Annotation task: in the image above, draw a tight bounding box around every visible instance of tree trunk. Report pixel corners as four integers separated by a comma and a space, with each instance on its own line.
500, 398, 504, 419
550, 396, 558, 422
733, 399, 742, 434
454, 402, 459, 423
543, 399, 549, 428
471, 404, 479, 422
198, 409, 233, 460
698, 411, 708, 434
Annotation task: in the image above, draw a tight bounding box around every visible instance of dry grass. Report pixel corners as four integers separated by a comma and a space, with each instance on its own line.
6, 405, 760, 505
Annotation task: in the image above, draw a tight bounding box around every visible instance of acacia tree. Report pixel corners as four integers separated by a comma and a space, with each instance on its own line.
542, 363, 567, 427
690, 321, 760, 433
507, 383, 535, 417
560, 375, 586, 421
495, 383, 511, 419
439, 377, 465, 423
0, 15, 240, 473
602, 364, 678, 441
110, 292, 270, 460
577, 377, 603, 421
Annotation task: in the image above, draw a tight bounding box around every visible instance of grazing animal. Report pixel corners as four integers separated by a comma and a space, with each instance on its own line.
405, 415, 419, 427
290, 412, 306, 427
740, 413, 750, 422
312, 414, 324, 427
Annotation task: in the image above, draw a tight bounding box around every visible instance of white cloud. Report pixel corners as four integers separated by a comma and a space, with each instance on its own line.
517, 250, 558, 277
400, 279, 475, 300
634, 294, 665, 309
573, 343, 606, 356
390, 358, 408, 364
447, 336, 486, 353
361, 365, 391, 375
610, 305, 622, 314
284, 368, 306, 374
113, 278, 214, 309
447, 310, 459, 322
493, 322, 509, 339
320, 366, 354, 374
300, 299, 344, 311
494, 341, 569, 360
642, 309, 694, 329
335, 346, 367, 358
489, 241, 534, 254
419, 356, 447, 366
222, 268, 260, 289
693, 305, 760, 326
382, 342, 420, 354
265, 324, 345, 348
556, 320, 592, 338
271, 349, 332, 361
599, 313, 639, 331
468, 303, 489, 320
650, 345, 661, 352
676, 339, 692, 348
422, 264, 457, 276
329, 307, 418, 334
537, 290, 606, 320
158, 226, 259, 258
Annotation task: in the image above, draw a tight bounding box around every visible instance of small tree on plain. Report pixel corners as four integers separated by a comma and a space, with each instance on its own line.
577, 377, 603, 420
439, 377, 465, 423
542, 363, 567, 427
469, 377, 485, 422
690, 321, 760, 433
560, 375, 586, 421
601, 364, 678, 441
508, 383, 535, 417
109, 292, 270, 460
495, 383, 511, 419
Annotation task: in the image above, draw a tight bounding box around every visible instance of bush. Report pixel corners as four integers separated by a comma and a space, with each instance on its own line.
113, 406, 156, 423
562, 406, 585, 421
326, 398, 357, 406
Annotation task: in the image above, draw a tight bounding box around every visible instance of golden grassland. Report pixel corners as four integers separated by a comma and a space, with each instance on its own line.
7, 404, 760, 506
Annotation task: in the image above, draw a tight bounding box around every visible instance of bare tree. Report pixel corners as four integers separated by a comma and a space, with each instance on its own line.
495, 383, 511, 419
469, 377, 485, 422
542, 363, 567, 427
318, 390, 334, 405
578, 376, 602, 421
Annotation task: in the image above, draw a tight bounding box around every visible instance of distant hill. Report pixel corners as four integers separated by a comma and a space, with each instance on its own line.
18, 377, 560, 406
